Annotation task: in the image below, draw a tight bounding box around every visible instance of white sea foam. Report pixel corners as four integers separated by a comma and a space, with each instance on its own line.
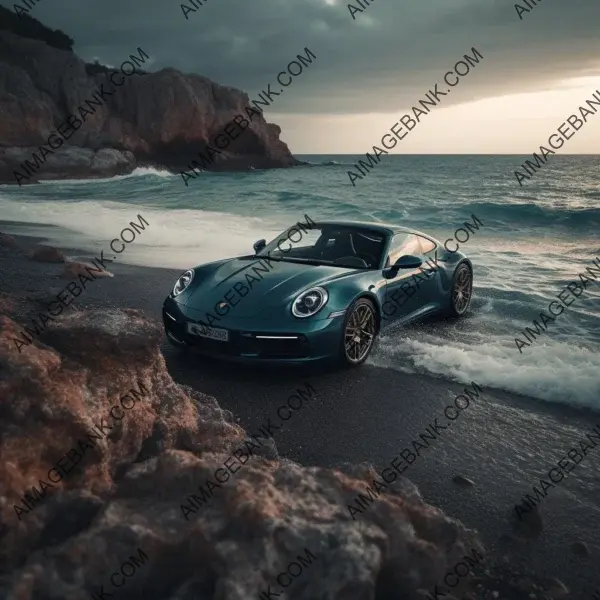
0, 166, 176, 187
0, 197, 282, 268
371, 330, 600, 411
127, 166, 174, 178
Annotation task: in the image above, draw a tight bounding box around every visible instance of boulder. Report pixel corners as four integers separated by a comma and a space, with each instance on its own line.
30, 245, 66, 263
0, 232, 18, 248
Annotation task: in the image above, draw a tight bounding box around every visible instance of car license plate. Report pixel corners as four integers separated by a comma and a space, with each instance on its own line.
187, 323, 229, 342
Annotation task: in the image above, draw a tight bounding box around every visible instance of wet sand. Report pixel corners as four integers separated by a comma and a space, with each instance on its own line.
1, 221, 599, 598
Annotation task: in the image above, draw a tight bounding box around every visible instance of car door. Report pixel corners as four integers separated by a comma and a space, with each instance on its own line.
383, 233, 431, 323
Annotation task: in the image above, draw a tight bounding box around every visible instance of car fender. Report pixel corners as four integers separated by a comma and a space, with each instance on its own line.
431, 249, 471, 296
314, 273, 385, 320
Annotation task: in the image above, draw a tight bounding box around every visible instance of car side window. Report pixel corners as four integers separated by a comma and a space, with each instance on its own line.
290, 229, 321, 249
418, 236, 436, 254
386, 234, 422, 266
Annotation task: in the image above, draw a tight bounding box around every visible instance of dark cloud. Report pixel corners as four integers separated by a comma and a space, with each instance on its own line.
3, 0, 600, 114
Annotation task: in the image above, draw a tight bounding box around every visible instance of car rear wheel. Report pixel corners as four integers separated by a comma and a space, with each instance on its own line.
339, 298, 377, 366
448, 263, 473, 317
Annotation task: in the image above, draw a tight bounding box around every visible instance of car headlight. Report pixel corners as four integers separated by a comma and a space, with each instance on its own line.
292, 287, 328, 318
173, 269, 194, 297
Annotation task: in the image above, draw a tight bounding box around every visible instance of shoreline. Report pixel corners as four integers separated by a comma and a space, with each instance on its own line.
2, 223, 600, 597
0, 157, 309, 187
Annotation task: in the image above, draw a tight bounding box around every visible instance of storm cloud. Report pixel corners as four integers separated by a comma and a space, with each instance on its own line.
3, 0, 600, 115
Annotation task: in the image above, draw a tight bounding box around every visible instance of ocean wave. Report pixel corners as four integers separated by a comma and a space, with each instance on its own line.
371, 330, 600, 412
7, 166, 176, 187
127, 166, 174, 178
0, 197, 285, 268
298, 159, 347, 167
462, 201, 600, 229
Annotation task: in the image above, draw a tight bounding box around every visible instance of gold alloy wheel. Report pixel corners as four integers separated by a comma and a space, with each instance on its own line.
452, 264, 472, 315
344, 302, 376, 364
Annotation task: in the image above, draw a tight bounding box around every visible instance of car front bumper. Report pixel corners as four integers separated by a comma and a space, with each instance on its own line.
162, 296, 345, 364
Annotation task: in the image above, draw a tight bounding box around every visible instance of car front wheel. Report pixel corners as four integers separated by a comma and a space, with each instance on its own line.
339, 298, 377, 366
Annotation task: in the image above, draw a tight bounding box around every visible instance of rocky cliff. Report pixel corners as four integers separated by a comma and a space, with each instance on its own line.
0, 6, 298, 185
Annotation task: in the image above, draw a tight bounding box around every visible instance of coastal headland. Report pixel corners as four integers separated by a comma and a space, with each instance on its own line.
0, 6, 298, 185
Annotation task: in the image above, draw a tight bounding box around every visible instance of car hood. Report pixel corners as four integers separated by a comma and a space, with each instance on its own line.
184, 257, 357, 316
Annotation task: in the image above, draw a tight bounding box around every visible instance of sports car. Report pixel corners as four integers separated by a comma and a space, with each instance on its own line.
162, 220, 473, 366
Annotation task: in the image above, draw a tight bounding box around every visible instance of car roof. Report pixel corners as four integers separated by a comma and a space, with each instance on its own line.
312, 220, 424, 237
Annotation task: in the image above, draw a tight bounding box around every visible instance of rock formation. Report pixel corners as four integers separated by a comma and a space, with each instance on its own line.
0, 304, 487, 600
0, 5, 298, 185
0, 233, 18, 248
30, 245, 66, 263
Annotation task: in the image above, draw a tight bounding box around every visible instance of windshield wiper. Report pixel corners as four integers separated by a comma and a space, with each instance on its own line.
255, 255, 289, 262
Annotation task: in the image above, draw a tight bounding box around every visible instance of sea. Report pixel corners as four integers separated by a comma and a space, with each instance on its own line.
1, 155, 599, 411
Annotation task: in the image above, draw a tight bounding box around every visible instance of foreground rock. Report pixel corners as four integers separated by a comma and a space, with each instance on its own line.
0, 7, 298, 184
0, 307, 487, 600
0, 232, 18, 248
30, 245, 66, 263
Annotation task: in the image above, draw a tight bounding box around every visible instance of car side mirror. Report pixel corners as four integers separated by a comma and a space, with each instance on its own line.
253, 239, 266, 254
383, 254, 423, 278
393, 254, 422, 269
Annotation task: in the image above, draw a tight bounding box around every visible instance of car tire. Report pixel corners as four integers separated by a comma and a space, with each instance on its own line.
338, 297, 378, 367
447, 262, 473, 317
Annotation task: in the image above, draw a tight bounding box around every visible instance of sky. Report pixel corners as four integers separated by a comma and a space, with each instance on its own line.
3, 0, 600, 153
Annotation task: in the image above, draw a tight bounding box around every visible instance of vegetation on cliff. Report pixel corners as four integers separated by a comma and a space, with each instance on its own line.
0, 5, 73, 51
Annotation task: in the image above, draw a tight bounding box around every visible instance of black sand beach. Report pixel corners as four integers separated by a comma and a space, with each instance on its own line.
2, 221, 599, 598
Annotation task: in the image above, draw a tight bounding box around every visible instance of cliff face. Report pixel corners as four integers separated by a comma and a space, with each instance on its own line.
0, 302, 483, 600
0, 7, 298, 185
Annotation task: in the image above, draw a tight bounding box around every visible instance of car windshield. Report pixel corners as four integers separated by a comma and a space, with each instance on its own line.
256, 224, 386, 270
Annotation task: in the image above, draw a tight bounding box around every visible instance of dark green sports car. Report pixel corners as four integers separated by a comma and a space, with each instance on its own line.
162, 220, 473, 366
